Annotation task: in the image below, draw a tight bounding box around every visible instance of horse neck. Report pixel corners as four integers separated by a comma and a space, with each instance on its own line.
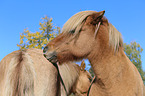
88, 47, 135, 91
59, 62, 79, 95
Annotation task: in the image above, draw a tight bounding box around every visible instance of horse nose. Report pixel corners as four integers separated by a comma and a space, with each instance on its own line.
43, 46, 48, 53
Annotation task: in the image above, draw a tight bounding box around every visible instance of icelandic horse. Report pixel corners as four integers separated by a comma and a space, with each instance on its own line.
0, 48, 92, 96
43, 10, 144, 96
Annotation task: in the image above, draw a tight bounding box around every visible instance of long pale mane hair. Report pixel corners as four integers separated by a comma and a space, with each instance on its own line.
0, 51, 35, 96
62, 10, 123, 52
59, 62, 79, 95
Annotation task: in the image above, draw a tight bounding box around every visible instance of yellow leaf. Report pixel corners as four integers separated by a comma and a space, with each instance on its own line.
28, 33, 31, 37
36, 32, 40, 35
20, 40, 23, 44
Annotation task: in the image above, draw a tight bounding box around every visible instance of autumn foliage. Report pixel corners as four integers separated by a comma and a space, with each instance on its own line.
17, 16, 60, 49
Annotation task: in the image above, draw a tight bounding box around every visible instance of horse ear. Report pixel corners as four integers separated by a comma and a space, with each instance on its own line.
90, 10, 105, 25
80, 60, 86, 71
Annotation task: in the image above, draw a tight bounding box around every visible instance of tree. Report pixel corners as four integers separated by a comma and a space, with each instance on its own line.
17, 16, 60, 50
89, 42, 145, 82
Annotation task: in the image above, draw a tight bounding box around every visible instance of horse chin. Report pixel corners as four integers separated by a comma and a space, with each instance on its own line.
43, 51, 58, 64
47, 55, 58, 64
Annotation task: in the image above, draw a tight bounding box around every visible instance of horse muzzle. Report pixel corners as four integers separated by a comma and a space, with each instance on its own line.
43, 46, 58, 63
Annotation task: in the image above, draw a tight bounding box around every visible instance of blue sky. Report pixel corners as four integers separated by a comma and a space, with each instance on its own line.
0, 0, 145, 70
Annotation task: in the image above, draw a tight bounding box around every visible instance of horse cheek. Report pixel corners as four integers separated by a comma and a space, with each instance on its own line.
71, 34, 93, 57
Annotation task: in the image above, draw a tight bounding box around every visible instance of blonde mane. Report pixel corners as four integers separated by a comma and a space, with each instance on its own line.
62, 11, 97, 34
59, 62, 79, 95
62, 10, 123, 51
109, 23, 123, 51
2, 51, 35, 96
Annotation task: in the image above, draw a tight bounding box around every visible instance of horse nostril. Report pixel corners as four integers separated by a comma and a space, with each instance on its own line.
43, 46, 48, 53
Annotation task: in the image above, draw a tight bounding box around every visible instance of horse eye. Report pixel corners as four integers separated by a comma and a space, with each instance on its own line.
70, 30, 75, 34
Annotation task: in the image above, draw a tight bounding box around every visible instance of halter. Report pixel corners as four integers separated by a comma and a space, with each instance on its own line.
52, 62, 68, 96
87, 76, 96, 96
94, 21, 101, 38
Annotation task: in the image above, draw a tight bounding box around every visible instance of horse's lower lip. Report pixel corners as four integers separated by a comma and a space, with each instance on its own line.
47, 57, 58, 64
46, 55, 58, 64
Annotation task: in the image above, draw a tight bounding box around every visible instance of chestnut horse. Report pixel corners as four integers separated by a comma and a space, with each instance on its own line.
43, 11, 144, 96
0, 48, 91, 96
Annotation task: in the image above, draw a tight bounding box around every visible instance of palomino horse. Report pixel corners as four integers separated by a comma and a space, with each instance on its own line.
43, 10, 144, 96
0, 48, 91, 96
